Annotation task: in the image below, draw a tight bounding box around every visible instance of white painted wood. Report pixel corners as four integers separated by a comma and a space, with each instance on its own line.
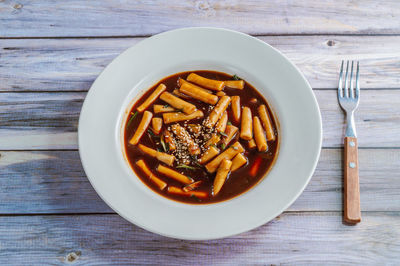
0, 213, 398, 264
0, 90, 399, 149
0, 149, 398, 214
0, 151, 111, 213
290, 148, 400, 212
1, 36, 400, 92
1, 0, 400, 37
317, 90, 400, 148
1, 2, 399, 262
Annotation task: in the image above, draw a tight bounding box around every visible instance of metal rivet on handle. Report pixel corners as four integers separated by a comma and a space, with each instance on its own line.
350, 141, 355, 147
349, 162, 356, 168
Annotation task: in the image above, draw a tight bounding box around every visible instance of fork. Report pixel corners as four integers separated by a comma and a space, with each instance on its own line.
338, 60, 361, 224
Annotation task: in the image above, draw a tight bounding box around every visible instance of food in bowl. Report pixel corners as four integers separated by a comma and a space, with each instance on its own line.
124, 71, 278, 204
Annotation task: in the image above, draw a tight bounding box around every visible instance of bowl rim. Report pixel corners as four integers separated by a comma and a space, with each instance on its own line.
78, 27, 322, 240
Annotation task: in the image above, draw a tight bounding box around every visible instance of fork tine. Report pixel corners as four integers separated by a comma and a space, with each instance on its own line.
344, 60, 349, 98
349, 61, 354, 98
338, 60, 344, 98
355, 61, 360, 99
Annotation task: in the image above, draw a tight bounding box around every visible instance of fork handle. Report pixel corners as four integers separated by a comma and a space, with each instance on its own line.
344, 137, 361, 224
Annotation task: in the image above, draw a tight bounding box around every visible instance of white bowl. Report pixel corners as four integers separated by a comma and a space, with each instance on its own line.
79, 27, 322, 240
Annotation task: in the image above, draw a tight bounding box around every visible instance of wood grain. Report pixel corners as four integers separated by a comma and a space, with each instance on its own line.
0, 212, 398, 264
1, 1, 399, 263
1, 0, 400, 37
0, 151, 111, 214
0, 92, 82, 150
1, 36, 400, 92
0, 90, 399, 150
291, 148, 400, 212
344, 137, 361, 224
0, 149, 399, 214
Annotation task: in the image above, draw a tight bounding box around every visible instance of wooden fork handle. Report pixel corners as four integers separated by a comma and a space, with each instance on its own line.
344, 137, 361, 224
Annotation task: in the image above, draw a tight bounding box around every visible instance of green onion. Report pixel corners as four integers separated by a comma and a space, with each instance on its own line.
176, 164, 199, 170
193, 161, 203, 168
227, 121, 232, 125
126, 111, 138, 127
232, 74, 240, 80
147, 129, 159, 138
166, 142, 170, 152
221, 143, 226, 150
163, 104, 170, 108
219, 131, 228, 137
190, 194, 201, 202
147, 133, 154, 145
160, 137, 168, 152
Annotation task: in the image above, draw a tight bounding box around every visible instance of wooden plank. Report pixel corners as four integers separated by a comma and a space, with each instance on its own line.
1, 36, 400, 92
0, 151, 112, 213
263, 36, 400, 89
290, 148, 400, 212
0, 90, 399, 150
0, 38, 131, 92
317, 90, 400, 148
1, 1, 400, 37
0, 212, 398, 264
0, 92, 83, 150
0, 149, 398, 214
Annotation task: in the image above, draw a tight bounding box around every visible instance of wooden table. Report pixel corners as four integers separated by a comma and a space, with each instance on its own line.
1, 1, 399, 264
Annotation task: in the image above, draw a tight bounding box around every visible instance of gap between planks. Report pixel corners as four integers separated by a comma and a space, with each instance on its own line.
1, 88, 400, 93
2, 33, 400, 40
2, 147, 400, 152
0, 211, 396, 217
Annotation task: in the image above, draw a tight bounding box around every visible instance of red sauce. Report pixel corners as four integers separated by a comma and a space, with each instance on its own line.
124, 71, 279, 204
